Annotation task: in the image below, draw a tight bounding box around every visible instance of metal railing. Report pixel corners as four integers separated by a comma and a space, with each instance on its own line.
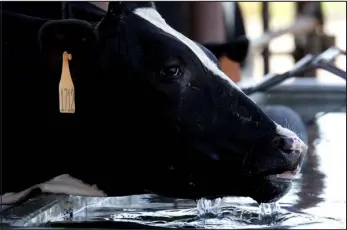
257, 2, 335, 77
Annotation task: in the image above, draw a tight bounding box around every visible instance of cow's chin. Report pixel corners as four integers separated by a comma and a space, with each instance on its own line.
248, 175, 295, 204
199, 172, 295, 204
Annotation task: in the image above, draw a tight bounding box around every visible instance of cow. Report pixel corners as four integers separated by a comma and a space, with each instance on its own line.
1, 2, 307, 205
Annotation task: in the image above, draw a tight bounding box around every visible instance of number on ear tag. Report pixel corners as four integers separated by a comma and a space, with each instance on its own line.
59, 51, 75, 113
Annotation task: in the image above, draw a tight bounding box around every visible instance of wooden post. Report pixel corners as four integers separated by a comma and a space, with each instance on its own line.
262, 2, 270, 75
294, 2, 325, 77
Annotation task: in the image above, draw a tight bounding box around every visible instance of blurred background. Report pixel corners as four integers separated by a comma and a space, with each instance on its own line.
239, 2, 346, 81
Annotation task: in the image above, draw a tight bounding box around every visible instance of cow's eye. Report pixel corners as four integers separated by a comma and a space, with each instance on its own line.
160, 66, 182, 77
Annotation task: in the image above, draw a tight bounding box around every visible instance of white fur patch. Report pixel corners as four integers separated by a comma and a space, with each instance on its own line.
134, 7, 242, 92
1, 174, 106, 205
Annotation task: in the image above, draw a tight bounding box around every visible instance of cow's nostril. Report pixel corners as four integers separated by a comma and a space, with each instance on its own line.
273, 136, 294, 153
281, 137, 294, 151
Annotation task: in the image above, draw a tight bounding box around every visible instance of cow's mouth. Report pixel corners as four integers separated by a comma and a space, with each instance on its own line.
266, 145, 306, 183
248, 149, 306, 204
267, 166, 301, 182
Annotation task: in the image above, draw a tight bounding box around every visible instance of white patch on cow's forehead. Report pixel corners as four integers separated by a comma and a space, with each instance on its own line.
134, 7, 242, 91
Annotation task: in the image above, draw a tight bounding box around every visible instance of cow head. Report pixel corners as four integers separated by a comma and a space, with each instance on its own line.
38, 2, 307, 204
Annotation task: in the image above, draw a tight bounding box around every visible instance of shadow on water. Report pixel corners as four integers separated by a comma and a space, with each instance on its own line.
24, 113, 347, 229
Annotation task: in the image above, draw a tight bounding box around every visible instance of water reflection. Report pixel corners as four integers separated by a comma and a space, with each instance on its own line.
293, 121, 325, 211
301, 113, 346, 223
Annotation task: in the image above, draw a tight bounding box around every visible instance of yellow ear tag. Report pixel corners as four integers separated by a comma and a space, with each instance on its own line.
59, 51, 75, 113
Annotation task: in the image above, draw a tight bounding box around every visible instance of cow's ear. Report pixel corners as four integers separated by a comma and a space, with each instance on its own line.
38, 19, 99, 80
39, 19, 98, 56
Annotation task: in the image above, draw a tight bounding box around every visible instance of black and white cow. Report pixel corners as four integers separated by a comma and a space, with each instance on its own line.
1, 2, 307, 205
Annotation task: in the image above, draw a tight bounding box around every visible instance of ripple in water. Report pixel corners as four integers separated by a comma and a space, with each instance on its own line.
45, 197, 342, 229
